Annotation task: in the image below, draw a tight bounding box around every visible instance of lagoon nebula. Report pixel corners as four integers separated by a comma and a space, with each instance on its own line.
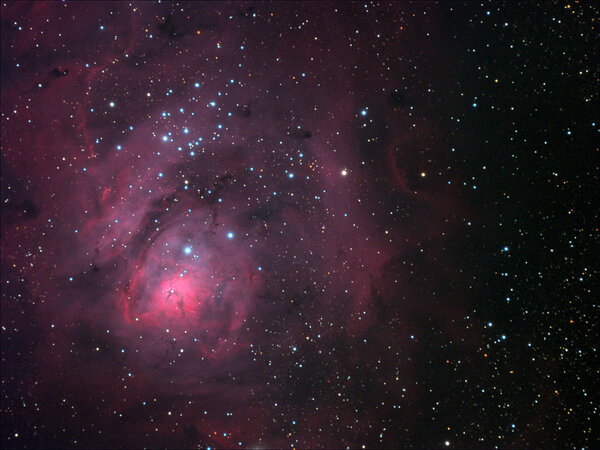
1, 1, 597, 449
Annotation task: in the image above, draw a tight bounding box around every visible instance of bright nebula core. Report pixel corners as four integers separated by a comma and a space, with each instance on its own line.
2, 1, 596, 449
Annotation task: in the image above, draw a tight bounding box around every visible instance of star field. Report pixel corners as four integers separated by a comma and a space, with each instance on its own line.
1, 2, 597, 449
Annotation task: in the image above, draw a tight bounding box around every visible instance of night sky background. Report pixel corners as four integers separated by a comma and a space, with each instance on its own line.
1, 1, 597, 449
